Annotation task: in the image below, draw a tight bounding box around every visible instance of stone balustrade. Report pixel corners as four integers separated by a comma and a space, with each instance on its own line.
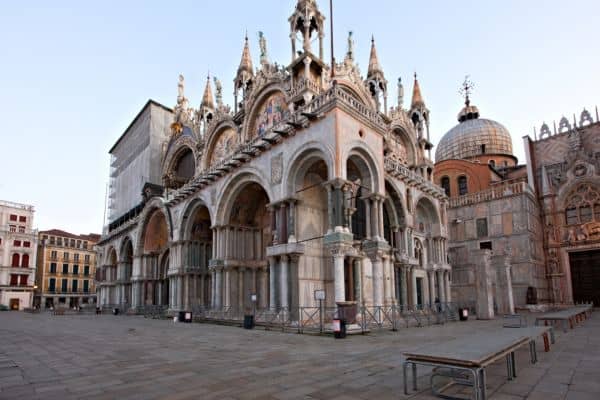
448, 178, 533, 208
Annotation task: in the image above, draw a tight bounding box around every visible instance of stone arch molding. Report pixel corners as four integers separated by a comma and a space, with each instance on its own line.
214, 168, 274, 226
384, 178, 409, 228
178, 195, 214, 242
343, 142, 382, 194
283, 142, 335, 196
414, 195, 441, 235
118, 235, 135, 262
134, 198, 174, 257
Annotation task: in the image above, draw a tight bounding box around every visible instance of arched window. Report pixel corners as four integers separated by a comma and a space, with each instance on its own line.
564, 184, 600, 225
441, 176, 451, 197
21, 254, 29, 268
11, 253, 20, 267
489, 160, 496, 168
458, 176, 468, 196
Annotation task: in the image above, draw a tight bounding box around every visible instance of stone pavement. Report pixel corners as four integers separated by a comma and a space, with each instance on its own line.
0, 311, 599, 400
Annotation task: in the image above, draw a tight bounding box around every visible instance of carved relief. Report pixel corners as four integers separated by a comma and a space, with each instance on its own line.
271, 153, 283, 185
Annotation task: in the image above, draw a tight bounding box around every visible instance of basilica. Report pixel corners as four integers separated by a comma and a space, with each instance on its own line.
96, 0, 451, 315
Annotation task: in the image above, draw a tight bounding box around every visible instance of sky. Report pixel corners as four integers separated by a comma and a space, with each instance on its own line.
1, 0, 599, 235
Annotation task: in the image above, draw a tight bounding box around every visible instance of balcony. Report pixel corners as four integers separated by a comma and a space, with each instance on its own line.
448, 178, 533, 208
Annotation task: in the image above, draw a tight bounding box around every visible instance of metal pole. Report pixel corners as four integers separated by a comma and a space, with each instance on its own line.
330, 0, 335, 78
319, 299, 323, 334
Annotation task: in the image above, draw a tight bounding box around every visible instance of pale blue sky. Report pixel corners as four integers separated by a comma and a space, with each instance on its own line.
1, 0, 598, 234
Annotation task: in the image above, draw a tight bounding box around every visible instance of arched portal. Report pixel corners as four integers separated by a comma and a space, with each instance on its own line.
347, 156, 373, 240
118, 238, 133, 307
100, 247, 118, 307
217, 181, 271, 311
139, 209, 170, 308
182, 202, 213, 308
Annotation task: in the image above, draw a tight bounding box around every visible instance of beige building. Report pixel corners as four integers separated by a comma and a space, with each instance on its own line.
0, 200, 38, 310
36, 230, 100, 309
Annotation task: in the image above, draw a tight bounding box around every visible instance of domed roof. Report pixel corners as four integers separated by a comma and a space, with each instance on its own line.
435, 104, 513, 163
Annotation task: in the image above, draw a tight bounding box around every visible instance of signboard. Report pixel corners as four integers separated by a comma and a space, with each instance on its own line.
251, 294, 257, 302
314, 289, 326, 301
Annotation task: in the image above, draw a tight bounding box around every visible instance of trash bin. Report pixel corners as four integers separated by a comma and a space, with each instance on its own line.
459, 308, 469, 321
178, 311, 192, 323
244, 315, 255, 329
112, 308, 120, 315
96, 307, 101, 315
333, 319, 347, 339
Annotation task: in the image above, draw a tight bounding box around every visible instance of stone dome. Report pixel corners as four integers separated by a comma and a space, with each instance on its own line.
435, 105, 513, 163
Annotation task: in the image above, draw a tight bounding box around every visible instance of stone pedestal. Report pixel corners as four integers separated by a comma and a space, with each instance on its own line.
475, 250, 494, 320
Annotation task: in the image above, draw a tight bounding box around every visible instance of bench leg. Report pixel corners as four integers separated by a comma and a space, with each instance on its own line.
569, 317, 574, 330
412, 362, 417, 391
478, 368, 487, 400
529, 341, 537, 364
506, 354, 513, 380
543, 333, 550, 352
403, 361, 409, 395
512, 352, 517, 377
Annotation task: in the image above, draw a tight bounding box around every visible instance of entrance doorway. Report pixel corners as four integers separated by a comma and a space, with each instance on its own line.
570, 250, 600, 305
9, 299, 19, 310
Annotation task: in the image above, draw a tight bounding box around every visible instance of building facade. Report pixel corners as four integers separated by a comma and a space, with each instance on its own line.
525, 108, 600, 306
434, 98, 546, 315
97, 0, 451, 317
0, 200, 38, 310
36, 230, 100, 308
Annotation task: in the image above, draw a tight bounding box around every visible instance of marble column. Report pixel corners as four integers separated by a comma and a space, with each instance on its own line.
370, 198, 379, 239
383, 257, 393, 305
215, 268, 223, 309
372, 255, 383, 306
288, 200, 297, 243
238, 267, 245, 310
224, 269, 231, 309
437, 270, 446, 304
259, 267, 268, 309
333, 252, 345, 303
363, 198, 371, 239
444, 270, 452, 303
210, 269, 216, 308
280, 255, 289, 309
410, 268, 418, 307
353, 259, 362, 305
268, 257, 277, 309
429, 270, 436, 305
400, 267, 408, 308
377, 197, 385, 242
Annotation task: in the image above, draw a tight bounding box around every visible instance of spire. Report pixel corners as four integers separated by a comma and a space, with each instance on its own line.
367, 36, 383, 78
201, 74, 214, 110
238, 34, 254, 76
411, 73, 425, 108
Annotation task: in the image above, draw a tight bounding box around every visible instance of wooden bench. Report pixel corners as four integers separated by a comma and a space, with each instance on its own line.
52, 309, 66, 316
535, 305, 592, 332
403, 326, 553, 400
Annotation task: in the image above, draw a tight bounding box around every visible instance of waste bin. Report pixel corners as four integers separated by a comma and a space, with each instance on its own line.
178, 311, 192, 323
112, 308, 120, 315
459, 308, 469, 321
244, 315, 255, 329
333, 319, 346, 339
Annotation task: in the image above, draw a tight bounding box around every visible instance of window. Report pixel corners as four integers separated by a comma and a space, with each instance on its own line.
50, 263, 57, 273
48, 278, 56, 292
441, 176, 451, 197
83, 242, 88, 250
62, 264, 69, 274
477, 218, 488, 238
11, 254, 20, 267
74, 253, 79, 262
503, 161, 508, 167
57, 237, 62, 246
84, 254, 90, 263
73, 265, 79, 275
13, 240, 21, 247
480, 241, 493, 250
9, 214, 17, 221
63, 252, 69, 261
566, 207, 578, 225
49, 236, 55, 245
9, 225, 16, 232
458, 176, 468, 196
489, 160, 496, 168
51, 251, 58, 260
83, 280, 89, 293
84, 266, 90, 276
76, 240, 81, 249
19, 216, 26, 222
10, 274, 18, 285
481, 144, 486, 154
70, 239, 75, 247
72, 280, 78, 292
23, 241, 30, 248
18, 226, 25, 233
19, 275, 28, 286
61, 279, 68, 292
564, 184, 600, 225
21, 254, 29, 268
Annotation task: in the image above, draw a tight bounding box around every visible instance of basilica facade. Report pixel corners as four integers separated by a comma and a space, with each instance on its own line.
96, 0, 450, 315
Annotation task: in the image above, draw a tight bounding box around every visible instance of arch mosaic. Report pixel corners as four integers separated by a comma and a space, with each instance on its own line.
247, 90, 287, 141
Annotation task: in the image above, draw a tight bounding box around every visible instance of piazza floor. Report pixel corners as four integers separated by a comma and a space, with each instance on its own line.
0, 312, 599, 400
